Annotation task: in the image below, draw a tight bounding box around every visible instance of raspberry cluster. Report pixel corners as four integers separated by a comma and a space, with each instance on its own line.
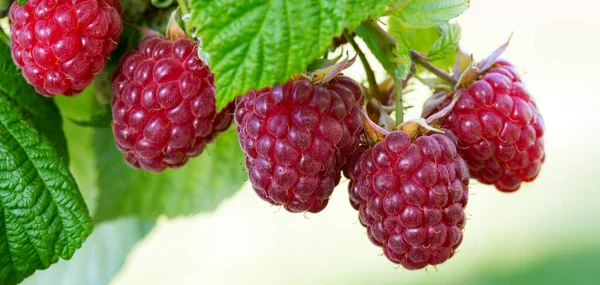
2, 0, 548, 275
344, 130, 470, 269
111, 37, 233, 172
235, 76, 364, 213
10, 0, 123, 96
440, 61, 545, 192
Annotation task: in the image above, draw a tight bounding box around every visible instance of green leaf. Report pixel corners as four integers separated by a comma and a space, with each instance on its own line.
18, 0, 27, 6
190, 0, 398, 110
389, 20, 458, 72
21, 218, 154, 285
389, 17, 411, 80
390, 22, 439, 54
93, 128, 246, 223
395, 0, 469, 28
0, 43, 68, 161
428, 23, 460, 61
355, 22, 396, 74
0, 93, 93, 285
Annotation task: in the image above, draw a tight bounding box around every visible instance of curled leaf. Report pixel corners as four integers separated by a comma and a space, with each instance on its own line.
455, 54, 477, 89
421, 91, 450, 118
139, 27, 162, 38
425, 91, 461, 125
362, 107, 390, 145
477, 34, 512, 72
166, 10, 187, 41
454, 35, 512, 89
310, 55, 356, 84
453, 48, 471, 80
399, 118, 444, 140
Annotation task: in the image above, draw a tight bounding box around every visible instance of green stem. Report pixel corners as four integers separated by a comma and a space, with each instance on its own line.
394, 77, 403, 126
344, 31, 378, 101
177, 0, 189, 15
410, 50, 457, 85
176, 0, 192, 35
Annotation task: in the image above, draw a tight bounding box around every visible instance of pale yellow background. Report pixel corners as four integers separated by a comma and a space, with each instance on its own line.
112, 0, 599, 284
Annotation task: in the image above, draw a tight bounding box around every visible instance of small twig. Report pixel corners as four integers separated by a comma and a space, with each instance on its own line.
344, 30, 379, 101
410, 50, 457, 85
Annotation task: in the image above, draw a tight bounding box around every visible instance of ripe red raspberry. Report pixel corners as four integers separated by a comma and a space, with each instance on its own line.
344, 130, 469, 269
235, 76, 364, 213
111, 37, 233, 172
9, 0, 123, 96
439, 61, 545, 192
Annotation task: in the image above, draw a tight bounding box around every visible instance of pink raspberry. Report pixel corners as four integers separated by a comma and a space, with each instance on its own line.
440, 60, 545, 192
9, 0, 123, 96
235, 76, 364, 213
344, 130, 469, 269
111, 37, 233, 172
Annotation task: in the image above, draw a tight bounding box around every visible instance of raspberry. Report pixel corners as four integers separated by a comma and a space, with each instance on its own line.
9, 0, 123, 96
235, 76, 364, 213
344, 130, 469, 269
438, 60, 545, 192
111, 37, 233, 172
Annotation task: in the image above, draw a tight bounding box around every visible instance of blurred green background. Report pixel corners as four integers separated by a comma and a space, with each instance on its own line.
22, 0, 600, 284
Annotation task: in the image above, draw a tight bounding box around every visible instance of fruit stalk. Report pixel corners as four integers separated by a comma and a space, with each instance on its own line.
344, 30, 378, 101
176, 0, 192, 35
410, 50, 457, 86
394, 76, 403, 126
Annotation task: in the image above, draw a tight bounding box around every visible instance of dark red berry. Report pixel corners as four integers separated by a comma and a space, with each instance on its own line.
345, 130, 469, 269
111, 37, 233, 172
438, 61, 544, 192
235, 76, 364, 213
9, 0, 123, 96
